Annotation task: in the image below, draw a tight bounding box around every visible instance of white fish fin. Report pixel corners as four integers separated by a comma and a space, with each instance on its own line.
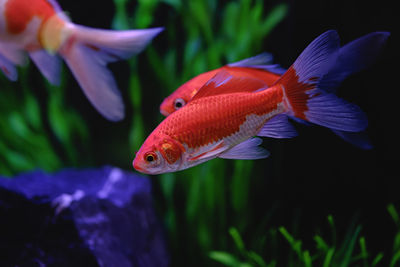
72, 25, 163, 62
0, 43, 28, 66
257, 114, 298, 138
189, 141, 227, 161
59, 25, 162, 120
228, 52, 274, 67
219, 137, 270, 160
0, 54, 18, 81
62, 42, 124, 121
29, 50, 62, 85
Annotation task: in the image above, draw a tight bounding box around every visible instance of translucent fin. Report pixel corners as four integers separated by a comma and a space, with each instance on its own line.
0, 43, 27, 66
257, 114, 298, 138
29, 50, 61, 85
60, 25, 163, 120
292, 117, 372, 149
288, 30, 340, 84
331, 129, 373, 150
46, 0, 63, 13
0, 54, 18, 81
277, 30, 368, 132
304, 93, 368, 132
228, 53, 286, 74
320, 32, 390, 93
228, 53, 273, 67
219, 138, 270, 160
72, 25, 163, 62
62, 43, 124, 121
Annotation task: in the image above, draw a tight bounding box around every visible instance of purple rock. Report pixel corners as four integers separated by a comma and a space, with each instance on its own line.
0, 166, 169, 267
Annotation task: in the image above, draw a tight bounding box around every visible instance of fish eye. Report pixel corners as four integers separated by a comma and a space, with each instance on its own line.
174, 98, 186, 110
144, 152, 157, 163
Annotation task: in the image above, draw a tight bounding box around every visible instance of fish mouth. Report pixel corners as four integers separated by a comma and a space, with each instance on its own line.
133, 160, 146, 173
160, 108, 170, 117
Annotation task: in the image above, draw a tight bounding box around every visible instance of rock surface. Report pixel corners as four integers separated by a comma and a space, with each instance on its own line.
0, 166, 168, 267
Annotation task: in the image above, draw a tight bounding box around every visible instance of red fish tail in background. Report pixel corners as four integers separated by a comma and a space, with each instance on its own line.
58, 25, 163, 121
276, 30, 368, 133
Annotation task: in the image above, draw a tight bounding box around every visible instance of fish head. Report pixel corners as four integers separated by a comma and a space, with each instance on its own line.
159, 83, 193, 116
159, 69, 220, 116
133, 133, 185, 174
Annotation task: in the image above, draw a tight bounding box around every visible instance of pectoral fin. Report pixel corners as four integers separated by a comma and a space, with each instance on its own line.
257, 114, 298, 138
189, 141, 226, 161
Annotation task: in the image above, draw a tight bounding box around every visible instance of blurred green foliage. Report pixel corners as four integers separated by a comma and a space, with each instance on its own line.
0, 64, 90, 176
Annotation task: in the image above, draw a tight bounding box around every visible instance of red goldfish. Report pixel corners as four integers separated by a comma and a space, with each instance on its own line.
0, 0, 162, 121
159, 32, 389, 148
159, 53, 284, 116
133, 30, 370, 174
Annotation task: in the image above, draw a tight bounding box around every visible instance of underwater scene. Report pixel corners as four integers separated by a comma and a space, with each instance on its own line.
0, 0, 398, 266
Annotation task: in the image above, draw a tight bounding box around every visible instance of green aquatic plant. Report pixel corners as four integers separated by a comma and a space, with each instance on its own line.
210, 205, 400, 267
210, 227, 273, 267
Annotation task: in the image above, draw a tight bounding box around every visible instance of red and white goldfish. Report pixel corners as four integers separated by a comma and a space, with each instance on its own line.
133, 30, 371, 174
0, 0, 162, 121
159, 32, 389, 149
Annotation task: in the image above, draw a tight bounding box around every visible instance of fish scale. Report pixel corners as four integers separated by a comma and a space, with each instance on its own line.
158, 87, 284, 150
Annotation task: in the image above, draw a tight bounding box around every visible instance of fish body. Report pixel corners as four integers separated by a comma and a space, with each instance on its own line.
0, 0, 162, 121
134, 30, 369, 174
160, 53, 282, 116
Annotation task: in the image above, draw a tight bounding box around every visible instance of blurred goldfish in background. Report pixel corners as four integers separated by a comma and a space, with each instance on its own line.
134, 30, 386, 174
159, 32, 389, 149
0, 0, 162, 121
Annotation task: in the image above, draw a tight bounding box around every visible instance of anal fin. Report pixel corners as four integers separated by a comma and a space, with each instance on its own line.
219, 138, 269, 160
257, 114, 298, 138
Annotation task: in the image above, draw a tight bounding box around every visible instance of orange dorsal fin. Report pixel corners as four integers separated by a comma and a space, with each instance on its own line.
190, 70, 268, 101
